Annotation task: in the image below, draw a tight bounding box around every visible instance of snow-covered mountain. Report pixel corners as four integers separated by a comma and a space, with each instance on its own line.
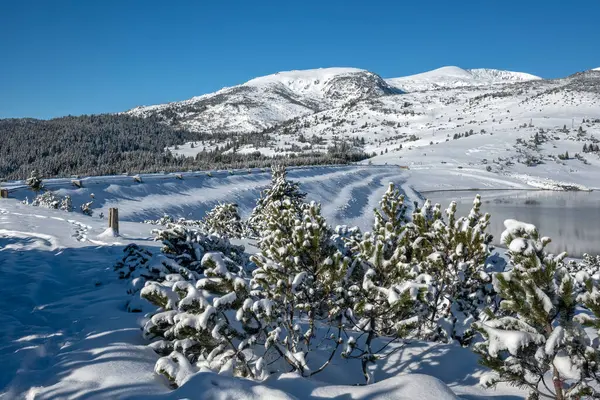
127, 68, 398, 134
125, 65, 600, 191
126, 66, 543, 135
386, 66, 541, 92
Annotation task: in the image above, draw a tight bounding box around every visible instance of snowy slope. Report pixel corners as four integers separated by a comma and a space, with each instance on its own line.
3, 166, 413, 233
251, 69, 600, 191
127, 68, 397, 134
386, 66, 541, 92
127, 65, 600, 192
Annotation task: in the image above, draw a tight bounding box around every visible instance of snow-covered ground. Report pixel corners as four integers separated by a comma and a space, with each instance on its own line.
1, 165, 533, 399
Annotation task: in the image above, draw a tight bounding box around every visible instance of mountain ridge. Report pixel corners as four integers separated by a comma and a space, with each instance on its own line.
126, 66, 545, 135
385, 66, 541, 92
128, 66, 540, 114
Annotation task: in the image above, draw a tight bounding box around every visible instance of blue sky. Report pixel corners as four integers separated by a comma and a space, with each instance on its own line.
1, 0, 598, 119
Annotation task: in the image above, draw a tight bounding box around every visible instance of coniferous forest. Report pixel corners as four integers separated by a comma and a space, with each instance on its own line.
0, 114, 369, 180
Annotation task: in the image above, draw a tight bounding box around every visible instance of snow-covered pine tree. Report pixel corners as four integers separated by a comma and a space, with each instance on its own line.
114, 244, 155, 283
80, 201, 93, 216
567, 253, 600, 295
26, 169, 43, 193
152, 223, 246, 273
331, 224, 362, 256
60, 195, 73, 212
202, 203, 244, 239
141, 250, 259, 386
249, 199, 350, 377
116, 222, 249, 314
246, 165, 306, 238
144, 214, 175, 226
474, 219, 597, 400
30, 191, 65, 210
120, 220, 271, 385
407, 195, 495, 344
342, 183, 426, 383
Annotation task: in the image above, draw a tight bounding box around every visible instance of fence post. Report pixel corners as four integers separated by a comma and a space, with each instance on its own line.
0, 188, 8, 198
109, 208, 119, 235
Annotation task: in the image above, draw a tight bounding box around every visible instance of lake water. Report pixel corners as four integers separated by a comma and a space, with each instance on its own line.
424, 190, 600, 257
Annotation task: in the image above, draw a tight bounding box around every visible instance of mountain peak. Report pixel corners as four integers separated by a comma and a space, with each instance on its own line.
386, 66, 541, 92
243, 67, 366, 87
127, 67, 396, 134
242, 67, 392, 101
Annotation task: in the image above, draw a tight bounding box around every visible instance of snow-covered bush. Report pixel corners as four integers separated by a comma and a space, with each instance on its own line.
474, 219, 598, 399
60, 195, 73, 212
331, 225, 362, 255
568, 253, 600, 294
249, 200, 351, 377
335, 185, 497, 382
144, 215, 203, 227
26, 169, 43, 192
113, 243, 187, 288
144, 214, 175, 226
29, 191, 73, 211
341, 183, 426, 382
246, 165, 306, 237
406, 195, 495, 344
152, 223, 246, 272
114, 223, 262, 384
81, 200, 93, 216
114, 225, 247, 292
202, 203, 244, 239
141, 250, 259, 384
343, 186, 495, 350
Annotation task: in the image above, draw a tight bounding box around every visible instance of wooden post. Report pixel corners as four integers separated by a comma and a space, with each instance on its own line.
108, 208, 119, 235
0, 188, 8, 198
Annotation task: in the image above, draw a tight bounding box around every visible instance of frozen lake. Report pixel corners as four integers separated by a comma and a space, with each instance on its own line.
425, 190, 600, 257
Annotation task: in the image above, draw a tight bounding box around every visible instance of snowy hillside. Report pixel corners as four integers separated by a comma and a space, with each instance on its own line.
386, 66, 541, 92
125, 65, 600, 191
243, 69, 600, 190
127, 68, 397, 134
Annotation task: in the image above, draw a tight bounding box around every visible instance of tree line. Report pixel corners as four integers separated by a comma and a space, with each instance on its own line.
0, 114, 370, 180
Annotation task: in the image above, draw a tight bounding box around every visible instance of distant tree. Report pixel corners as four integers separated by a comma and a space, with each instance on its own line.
202, 203, 244, 239
26, 169, 43, 193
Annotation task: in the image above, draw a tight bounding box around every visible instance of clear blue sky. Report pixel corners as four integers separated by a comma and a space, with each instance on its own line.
1, 0, 598, 119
